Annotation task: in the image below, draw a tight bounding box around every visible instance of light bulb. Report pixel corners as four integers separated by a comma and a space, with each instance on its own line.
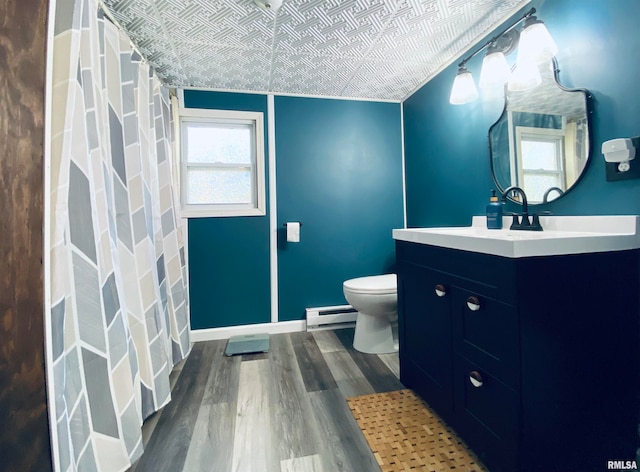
517, 16, 558, 66
479, 49, 510, 89
449, 67, 478, 105
508, 62, 542, 92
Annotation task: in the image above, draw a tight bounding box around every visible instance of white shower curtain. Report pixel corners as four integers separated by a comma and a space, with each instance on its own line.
48, 0, 190, 470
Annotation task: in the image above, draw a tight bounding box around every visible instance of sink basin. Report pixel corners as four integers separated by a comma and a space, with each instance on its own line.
393, 216, 640, 258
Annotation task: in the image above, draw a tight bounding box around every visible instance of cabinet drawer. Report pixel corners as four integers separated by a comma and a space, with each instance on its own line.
453, 289, 519, 388
396, 241, 517, 304
454, 355, 519, 472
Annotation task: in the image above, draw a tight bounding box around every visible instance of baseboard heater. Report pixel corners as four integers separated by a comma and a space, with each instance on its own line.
305, 304, 357, 332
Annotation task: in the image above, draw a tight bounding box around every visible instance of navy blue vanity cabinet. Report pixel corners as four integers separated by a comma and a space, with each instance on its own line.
396, 240, 639, 472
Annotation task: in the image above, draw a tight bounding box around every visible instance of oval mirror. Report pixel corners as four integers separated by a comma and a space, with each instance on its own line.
489, 58, 591, 204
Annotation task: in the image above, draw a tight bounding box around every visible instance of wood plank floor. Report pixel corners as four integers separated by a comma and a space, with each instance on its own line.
130, 328, 403, 472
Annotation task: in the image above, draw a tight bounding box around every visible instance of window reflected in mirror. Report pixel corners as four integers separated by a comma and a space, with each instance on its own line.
489, 59, 590, 204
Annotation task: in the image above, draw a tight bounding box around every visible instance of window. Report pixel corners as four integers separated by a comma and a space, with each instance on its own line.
515, 126, 565, 203
179, 108, 265, 217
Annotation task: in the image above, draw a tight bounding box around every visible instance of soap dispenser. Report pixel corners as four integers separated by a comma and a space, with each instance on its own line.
486, 189, 503, 229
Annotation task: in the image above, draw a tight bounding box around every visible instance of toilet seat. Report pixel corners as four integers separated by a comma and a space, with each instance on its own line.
343, 274, 397, 295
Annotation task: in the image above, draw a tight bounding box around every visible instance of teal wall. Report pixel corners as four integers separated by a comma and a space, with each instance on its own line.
275, 97, 404, 321
185, 91, 271, 329
185, 91, 404, 328
403, 0, 640, 227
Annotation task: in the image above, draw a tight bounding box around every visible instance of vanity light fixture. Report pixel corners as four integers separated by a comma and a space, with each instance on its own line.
478, 43, 511, 90
449, 7, 557, 105
507, 60, 542, 91
449, 66, 479, 105
516, 14, 558, 66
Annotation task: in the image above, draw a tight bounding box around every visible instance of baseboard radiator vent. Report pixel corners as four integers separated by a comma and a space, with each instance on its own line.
305, 304, 357, 332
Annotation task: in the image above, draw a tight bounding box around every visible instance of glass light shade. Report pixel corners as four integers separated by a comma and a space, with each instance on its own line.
479, 50, 510, 89
508, 62, 542, 92
516, 18, 558, 66
449, 67, 478, 105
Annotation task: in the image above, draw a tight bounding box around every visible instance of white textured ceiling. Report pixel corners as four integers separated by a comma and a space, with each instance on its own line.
102, 0, 530, 101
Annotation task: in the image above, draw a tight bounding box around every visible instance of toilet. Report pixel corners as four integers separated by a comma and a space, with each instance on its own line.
343, 274, 398, 354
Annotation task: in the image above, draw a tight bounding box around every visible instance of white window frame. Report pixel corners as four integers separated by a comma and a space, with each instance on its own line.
515, 126, 566, 199
179, 107, 265, 218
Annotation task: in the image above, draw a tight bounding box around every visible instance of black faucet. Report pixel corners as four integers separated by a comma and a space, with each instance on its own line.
501, 186, 543, 231
542, 187, 564, 203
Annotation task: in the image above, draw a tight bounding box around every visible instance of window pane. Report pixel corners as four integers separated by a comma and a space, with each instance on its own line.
186, 124, 252, 165
521, 140, 558, 170
523, 173, 562, 202
186, 168, 252, 204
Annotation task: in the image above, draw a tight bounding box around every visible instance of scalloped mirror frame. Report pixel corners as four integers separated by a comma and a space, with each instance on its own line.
489, 57, 593, 205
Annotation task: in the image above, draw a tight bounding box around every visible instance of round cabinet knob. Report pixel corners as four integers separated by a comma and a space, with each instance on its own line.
466, 296, 481, 311
434, 284, 446, 297
469, 370, 484, 388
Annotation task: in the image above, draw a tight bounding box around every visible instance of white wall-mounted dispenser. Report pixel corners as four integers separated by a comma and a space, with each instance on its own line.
603, 137, 640, 182
602, 138, 636, 172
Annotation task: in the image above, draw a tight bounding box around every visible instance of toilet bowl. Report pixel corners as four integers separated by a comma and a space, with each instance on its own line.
343, 274, 398, 354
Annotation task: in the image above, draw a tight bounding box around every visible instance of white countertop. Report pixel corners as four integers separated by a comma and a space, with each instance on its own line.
393, 215, 640, 258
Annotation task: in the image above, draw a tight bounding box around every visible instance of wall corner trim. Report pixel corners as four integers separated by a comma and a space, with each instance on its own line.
268, 94, 279, 323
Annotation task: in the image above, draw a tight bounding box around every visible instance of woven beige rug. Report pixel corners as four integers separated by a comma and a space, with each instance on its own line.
347, 389, 488, 472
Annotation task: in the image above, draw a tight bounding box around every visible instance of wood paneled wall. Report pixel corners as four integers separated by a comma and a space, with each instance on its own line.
0, 0, 53, 470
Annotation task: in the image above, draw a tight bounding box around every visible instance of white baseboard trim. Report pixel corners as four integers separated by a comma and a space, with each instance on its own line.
190, 320, 306, 342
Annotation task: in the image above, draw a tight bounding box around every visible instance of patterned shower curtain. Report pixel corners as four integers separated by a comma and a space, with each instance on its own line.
48, 0, 191, 470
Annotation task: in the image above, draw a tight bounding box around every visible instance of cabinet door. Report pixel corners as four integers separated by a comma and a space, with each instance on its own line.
398, 263, 453, 416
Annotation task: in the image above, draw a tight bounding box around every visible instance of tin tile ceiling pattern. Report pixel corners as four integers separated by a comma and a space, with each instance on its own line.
102, 0, 530, 101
